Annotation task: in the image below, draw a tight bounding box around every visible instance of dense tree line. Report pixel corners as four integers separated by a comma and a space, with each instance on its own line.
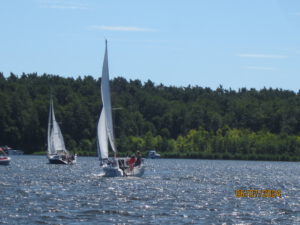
1, 72, 300, 160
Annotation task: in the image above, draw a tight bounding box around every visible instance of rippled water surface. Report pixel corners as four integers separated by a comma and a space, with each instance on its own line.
1, 156, 299, 224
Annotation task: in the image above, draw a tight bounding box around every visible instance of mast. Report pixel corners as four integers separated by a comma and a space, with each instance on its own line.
47, 98, 52, 155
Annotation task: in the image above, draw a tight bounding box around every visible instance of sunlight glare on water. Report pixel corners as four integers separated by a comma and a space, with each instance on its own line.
0, 155, 299, 224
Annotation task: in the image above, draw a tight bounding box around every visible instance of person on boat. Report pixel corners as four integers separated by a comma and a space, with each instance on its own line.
60, 151, 66, 161
67, 153, 74, 163
111, 157, 118, 167
135, 151, 142, 166
128, 154, 136, 170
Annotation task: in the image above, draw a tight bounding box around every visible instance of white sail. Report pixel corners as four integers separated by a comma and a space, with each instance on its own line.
48, 99, 66, 154
47, 101, 54, 154
96, 41, 144, 177
100, 40, 117, 153
97, 109, 109, 160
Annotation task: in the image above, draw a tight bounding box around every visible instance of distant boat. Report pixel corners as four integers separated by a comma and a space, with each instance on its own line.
148, 150, 161, 159
0, 146, 23, 155
97, 41, 145, 177
8, 149, 24, 155
47, 98, 76, 164
0, 148, 11, 165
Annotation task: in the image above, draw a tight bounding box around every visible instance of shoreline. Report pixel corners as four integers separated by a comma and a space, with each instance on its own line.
29, 152, 300, 162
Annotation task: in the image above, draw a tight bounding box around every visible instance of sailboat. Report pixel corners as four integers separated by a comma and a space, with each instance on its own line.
97, 41, 145, 177
0, 148, 10, 166
47, 99, 76, 164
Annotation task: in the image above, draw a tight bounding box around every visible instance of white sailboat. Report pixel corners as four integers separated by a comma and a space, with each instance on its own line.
47, 99, 76, 164
97, 41, 145, 177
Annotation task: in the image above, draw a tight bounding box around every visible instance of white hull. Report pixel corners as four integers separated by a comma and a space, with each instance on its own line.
148, 150, 160, 159
0, 156, 11, 165
124, 165, 145, 177
103, 166, 124, 177
101, 158, 145, 177
102, 165, 145, 177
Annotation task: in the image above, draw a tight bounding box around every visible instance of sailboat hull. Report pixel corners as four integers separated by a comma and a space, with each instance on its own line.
48, 154, 76, 165
103, 166, 124, 177
124, 165, 145, 177
101, 158, 145, 177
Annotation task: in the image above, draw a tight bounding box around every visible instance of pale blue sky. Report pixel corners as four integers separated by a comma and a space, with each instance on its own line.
1, 0, 300, 91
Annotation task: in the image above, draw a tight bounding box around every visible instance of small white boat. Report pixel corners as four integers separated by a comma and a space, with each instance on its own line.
47, 99, 76, 165
0, 149, 11, 165
0, 146, 23, 155
48, 151, 76, 165
97, 41, 145, 177
8, 149, 24, 155
148, 150, 161, 159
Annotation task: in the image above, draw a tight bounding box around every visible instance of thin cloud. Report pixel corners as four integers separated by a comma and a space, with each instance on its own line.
244, 66, 276, 71
89, 25, 157, 32
111, 39, 169, 43
237, 53, 288, 59
46, 5, 87, 9
39, 0, 88, 10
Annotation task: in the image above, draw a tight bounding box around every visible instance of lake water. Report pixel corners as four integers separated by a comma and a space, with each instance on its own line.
0, 156, 299, 224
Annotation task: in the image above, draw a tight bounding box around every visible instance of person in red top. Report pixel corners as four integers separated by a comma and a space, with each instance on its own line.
128, 154, 136, 170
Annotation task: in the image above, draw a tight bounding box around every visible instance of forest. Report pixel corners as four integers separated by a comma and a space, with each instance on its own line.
1, 72, 300, 161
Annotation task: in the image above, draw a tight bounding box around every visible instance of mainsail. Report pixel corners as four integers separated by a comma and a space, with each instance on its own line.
97, 40, 117, 161
47, 99, 66, 154
97, 109, 109, 159
47, 101, 54, 154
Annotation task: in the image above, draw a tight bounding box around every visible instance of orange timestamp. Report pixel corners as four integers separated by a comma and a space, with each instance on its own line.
235, 189, 281, 198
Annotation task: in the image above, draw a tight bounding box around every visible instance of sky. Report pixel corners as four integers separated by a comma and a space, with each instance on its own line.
1, 0, 300, 91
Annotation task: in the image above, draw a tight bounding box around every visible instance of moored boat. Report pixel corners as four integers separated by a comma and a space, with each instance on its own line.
147, 150, 161, 159
0, 149, 11, 165
0, 146, 23, 155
